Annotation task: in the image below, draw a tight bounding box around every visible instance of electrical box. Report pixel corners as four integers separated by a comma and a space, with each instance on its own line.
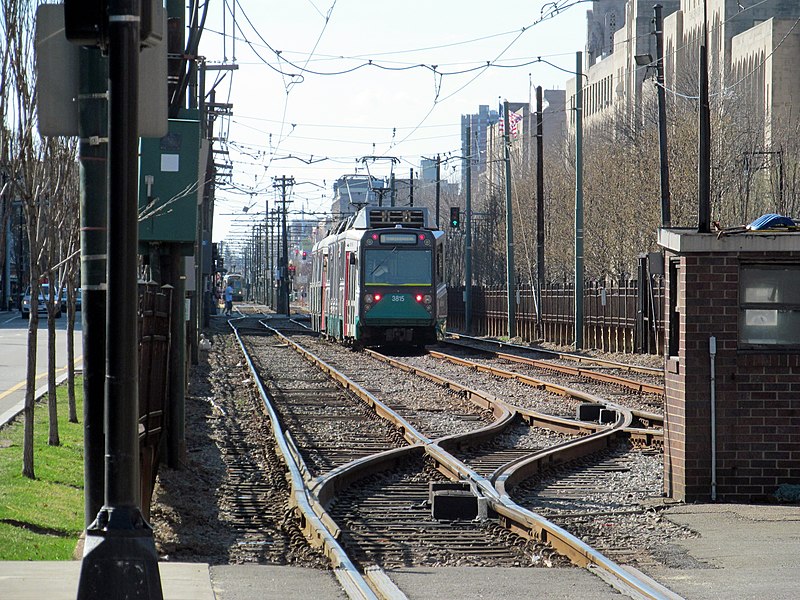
138, 110, 204, 250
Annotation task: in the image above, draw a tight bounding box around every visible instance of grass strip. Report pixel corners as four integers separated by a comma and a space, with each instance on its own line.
0, 379, 84, 560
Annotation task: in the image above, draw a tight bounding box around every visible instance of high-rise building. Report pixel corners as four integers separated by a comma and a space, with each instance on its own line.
460, 105, 498, 191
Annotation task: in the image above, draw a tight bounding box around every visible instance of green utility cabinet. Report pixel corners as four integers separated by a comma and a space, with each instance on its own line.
139, 110, 202, 253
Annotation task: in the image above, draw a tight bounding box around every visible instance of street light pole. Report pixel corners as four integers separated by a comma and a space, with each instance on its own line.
78, 0, 163, 597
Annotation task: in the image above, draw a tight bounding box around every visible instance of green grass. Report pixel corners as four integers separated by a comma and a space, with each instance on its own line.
0, 379, 84, 560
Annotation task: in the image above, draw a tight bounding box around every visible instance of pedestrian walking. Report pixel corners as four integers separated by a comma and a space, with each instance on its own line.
224, 283, 234, 317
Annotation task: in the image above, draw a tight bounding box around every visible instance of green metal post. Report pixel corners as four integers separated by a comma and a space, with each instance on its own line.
574, 52, 584, 349
464, 125, 473, 335
78, 47, 108, 529
503, 101, 516, 339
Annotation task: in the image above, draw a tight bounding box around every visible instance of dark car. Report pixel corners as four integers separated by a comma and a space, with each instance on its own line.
61, 287, 82, 313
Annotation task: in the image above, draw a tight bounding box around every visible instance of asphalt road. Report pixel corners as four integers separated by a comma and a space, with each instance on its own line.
0, 310, 83, 425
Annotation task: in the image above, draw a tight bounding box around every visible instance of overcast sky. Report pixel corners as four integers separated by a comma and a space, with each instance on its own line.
198, 1, 588, 242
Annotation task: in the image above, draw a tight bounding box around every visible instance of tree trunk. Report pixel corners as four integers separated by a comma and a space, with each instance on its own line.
22, 285, 38, 479
67, 278, 77, 423
47, 300, 59, 446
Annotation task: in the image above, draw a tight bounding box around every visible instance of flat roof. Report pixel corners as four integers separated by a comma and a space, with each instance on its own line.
658, 228, 800, 253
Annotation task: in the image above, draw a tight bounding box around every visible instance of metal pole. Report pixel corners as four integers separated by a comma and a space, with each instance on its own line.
78, 48, 108, 529
435, 155, 441, 229
273, 176, 294, 314
574, 52, 585, 350
503, 100, 516, 339
654, 4, 672, 228
535, 85, 545, 325
464, 126, 473, 335
165, 249, 186, 466
698, 1, 711, 233
409, 168, 414, 207
78, 0, 163, 596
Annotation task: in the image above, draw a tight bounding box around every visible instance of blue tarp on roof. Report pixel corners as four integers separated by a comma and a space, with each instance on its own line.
747, 213, 796, 230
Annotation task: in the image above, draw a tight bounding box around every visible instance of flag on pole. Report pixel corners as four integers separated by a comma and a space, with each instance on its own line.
498, 107, 523, 138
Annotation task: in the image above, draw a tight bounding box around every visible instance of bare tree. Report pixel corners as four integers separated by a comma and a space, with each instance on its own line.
4, 0, 79, 474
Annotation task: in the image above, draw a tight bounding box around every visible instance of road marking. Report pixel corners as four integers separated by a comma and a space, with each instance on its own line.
0, 357, 84, 402
2, 314, 20, 325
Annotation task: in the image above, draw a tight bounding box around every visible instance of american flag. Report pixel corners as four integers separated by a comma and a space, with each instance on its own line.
498, 109, 523, 138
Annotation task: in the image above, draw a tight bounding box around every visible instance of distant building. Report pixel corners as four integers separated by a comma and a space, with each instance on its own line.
476, 95, 567, 189
460, 105, 499, 190
420, 158, 438, 183
567, 0, 800, 146
330, 174, 385, 216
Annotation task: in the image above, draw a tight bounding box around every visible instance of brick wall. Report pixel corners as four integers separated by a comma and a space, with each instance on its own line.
663, 249, 800, 502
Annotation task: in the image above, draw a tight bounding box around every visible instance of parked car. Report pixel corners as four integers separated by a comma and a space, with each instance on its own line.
61, 287, 82, 313
21, 284, 62, 319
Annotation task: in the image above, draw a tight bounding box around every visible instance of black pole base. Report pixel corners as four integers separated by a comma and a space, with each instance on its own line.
77, 507, 163, 600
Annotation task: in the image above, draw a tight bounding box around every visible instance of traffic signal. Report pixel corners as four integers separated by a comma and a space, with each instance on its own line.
302, 251, 307, 260
450, 206, 460, 229
64, 0, 107, 46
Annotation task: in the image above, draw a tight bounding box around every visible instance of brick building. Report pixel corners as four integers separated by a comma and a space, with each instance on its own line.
659, 228, 800, 502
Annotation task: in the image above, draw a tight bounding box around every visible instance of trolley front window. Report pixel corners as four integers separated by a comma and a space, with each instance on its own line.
365, 249, 432, 285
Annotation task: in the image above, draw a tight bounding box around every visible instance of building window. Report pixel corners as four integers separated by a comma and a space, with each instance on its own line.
739, 264, 800, 348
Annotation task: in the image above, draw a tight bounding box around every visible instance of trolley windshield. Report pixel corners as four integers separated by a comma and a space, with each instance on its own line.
364, 248, 432, 286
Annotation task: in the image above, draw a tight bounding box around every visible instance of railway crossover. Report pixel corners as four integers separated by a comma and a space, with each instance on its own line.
221, 313, 679, 599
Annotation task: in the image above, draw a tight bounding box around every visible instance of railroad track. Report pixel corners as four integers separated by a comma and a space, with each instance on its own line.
369, 346, 663, 434
236, 319, 406, 478
225, 316, 674, 599
446, 333, 664, 379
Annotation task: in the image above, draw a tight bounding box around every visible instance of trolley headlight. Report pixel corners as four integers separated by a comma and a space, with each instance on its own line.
423, 295, 432, 304
365, 294, 373, 304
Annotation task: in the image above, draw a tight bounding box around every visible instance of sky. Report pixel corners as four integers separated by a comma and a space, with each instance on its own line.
197, 1, 590, 244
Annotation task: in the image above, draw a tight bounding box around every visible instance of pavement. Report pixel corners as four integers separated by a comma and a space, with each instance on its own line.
2, 504, 800, 599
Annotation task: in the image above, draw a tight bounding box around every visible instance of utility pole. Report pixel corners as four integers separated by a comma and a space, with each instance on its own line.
409, 168, 414, 207
503, 100, 516, 339
535, 86, 545, 326
698, 0, 711, 233
77, 0, 163, 597
654, 4, 672, 228
574, 52, 585, 350
435, 154, 441, 229
464, 126, 473, 335
273, 176, 294, 314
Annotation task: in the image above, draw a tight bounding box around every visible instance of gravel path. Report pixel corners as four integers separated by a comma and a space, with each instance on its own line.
149, 318, 326, 567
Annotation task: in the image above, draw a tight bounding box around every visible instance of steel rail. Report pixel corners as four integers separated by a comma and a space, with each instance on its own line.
436, 343, 664, 396
230, 321, 381, 600
446, 332, 664, 376
418, 347, 664, 430
261, 326, 673, 598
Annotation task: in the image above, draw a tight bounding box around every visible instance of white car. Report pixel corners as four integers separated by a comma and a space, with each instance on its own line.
21, 284, 62, 319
